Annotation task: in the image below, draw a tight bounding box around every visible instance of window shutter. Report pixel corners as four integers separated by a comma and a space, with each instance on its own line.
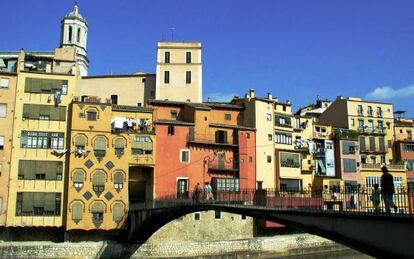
114, 138, 125, 149
29, 104, 40, 120
91, 202, 104, 213
72, 202, 83, 220
44, 193, 56, 211
73, 170, 84, 182
0, 104, 6, 117
112, 203, 124, 222
93, 170, 106, 185
22, 104, 30, 118
94, 137, 106, 150
41, 79, 53, 92
59, 106, 66, 121
74, 135, 86, 147
114, 172, 124, 184
24, 78, 32, 92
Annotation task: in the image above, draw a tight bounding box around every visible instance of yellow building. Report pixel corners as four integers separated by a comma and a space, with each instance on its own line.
156, 42, 202, 103
5, 48, 79, 227
319, 96, 406, 188
66, 98, 155, 231
0, 72, 17, 226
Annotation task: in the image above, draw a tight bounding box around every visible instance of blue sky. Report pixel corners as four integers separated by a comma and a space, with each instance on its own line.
2, 0, 414, 116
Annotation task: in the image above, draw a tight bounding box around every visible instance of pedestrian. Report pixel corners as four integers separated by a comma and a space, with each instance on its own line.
206, 182, 214, 201
371, 184, 381, 214
381, 165, 398, 213
193, 183, 201, 203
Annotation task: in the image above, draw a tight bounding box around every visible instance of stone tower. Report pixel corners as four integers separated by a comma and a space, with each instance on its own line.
60, 3, 89, 76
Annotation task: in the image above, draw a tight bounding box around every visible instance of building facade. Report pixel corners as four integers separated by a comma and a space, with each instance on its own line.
66, 99, 155, 231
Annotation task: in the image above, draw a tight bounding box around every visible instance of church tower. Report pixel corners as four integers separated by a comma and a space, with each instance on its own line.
60, 3, 89, 76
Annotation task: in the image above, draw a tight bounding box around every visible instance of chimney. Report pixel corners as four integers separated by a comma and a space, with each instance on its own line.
249, 89, 255, 98
267, 93, 272, 100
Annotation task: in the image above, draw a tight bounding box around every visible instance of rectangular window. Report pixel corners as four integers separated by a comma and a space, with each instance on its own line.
0, 136, 4, 150
275, 132, 292, 145
377, 107, 382, 117
268, 134, 272, 141
280, 179, 302, 192
15, 192, 61, 216
164, 71, 170, 84
168, 125, 175, 135
137, 103, 142, 107
186, 52, 191, 63
266, 113, 272, 121
267, 155, 272, 163
18, 160, 63, 180
87, 110, 97, 121
0, 78, 9, 88
343, 159, 357, 173
181, 149, 190, 163
280, 152, 300, 168
367, 106, 373, 116
24, 78, 68, 95
20, 131, 64, 149
357, 105, 363, 115
194, 212, 200, 220
214, 178, 240, 192
369, 136, 376, 151
171, 110, 178, 119
186, 71, 191, 84
359, 136, 366, 151
215, 210, 221, 219
225, 114, 231, 120
165, 51, 170, 63
246, 132, 250, 139
342, 141, 356, 154
0, 104, 6, 117
22, 104, 66, 121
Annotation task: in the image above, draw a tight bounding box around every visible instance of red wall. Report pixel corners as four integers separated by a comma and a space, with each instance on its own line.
155, 124, 256, 198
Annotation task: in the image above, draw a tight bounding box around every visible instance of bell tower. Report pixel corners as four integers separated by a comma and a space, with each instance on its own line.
60, 2, 89, 76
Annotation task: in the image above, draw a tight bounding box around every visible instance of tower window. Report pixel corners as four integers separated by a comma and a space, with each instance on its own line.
77, 28, 81, 43
164, 71, 170, 84
186, 71, 191, 84
68, 26, 73, 43
165, 52, 170, 63
186, 52, 191, 63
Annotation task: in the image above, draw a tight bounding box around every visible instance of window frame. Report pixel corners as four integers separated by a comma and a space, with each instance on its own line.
180, 149, 190, 163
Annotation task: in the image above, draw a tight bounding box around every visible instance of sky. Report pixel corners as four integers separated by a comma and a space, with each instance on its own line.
2, 0, 414, 116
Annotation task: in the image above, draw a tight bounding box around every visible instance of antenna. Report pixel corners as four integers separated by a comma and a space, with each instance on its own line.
169, 27, 175, 41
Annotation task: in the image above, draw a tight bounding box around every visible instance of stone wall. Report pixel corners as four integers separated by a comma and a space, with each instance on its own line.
0, 234, 352, 258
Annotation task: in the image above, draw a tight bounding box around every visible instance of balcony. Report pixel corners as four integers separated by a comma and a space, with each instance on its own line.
334, 129, 359, 140
187, 131, 238, 147
208, 160, 238, 173
359, 148, 387, 154
361, 163, 406, 171
358, 127, 387, 135
275, 122, 292, 128
313, 131, 332, 139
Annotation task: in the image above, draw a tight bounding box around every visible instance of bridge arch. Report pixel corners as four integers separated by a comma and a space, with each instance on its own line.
127, 204, 414, 258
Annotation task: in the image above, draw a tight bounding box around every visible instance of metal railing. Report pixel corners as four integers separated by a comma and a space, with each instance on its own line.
130, 187, 414, 216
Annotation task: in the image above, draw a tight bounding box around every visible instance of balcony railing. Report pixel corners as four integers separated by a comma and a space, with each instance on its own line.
208, 160, 238, 172
359, 148, 387, 154
187, 132, 238, 146
275, 122, 292, 128
314, 131, 332, 139
334, 129, 359, 140
361, 163, 406, 171
358, 127, 387, 135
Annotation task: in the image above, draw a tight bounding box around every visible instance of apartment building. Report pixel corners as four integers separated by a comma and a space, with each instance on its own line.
0, 72, 17, 226
393, 114, 414, 186
66, 98, 155, 231
319, 96, 406, 189
5, 48, 78, 227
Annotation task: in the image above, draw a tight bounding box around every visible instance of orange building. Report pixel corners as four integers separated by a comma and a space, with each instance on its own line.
149, 100, 256, 199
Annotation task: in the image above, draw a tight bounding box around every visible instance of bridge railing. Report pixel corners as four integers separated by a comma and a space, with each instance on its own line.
130, 186, 414, 215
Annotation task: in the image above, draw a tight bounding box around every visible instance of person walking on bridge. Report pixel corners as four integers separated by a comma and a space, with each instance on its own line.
381, 165, 398, 214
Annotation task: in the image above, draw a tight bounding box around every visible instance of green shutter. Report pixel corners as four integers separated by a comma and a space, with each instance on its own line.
23, 104, 30, 118
74, 135, 86, 147
73, 170, 84, 182
59, 106, 66, 121
92, 202, 104, 213
25, 78, 32, 92
112, 203, 124, 222
93, 170, 106, 185
29, 105, 40, 120
31, 78, 42, 93
114, 138, 125, 149
43, 193, 56, 211
94, 137, 106, 150
72, 202, 83, 220
113, 172, 124, 184
41, 79, 52, 92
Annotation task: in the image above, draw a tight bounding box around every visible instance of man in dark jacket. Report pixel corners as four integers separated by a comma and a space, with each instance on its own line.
381, 166, 397, 213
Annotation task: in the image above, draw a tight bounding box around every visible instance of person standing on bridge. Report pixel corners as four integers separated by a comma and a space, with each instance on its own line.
381, 165, 398, 214
371, 184, 381, 214
193, 183, 201, 203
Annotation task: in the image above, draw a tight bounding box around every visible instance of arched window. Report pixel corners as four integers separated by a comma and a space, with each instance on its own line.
77, 28, 81, 43
114, 137, 125, 156
91, 202, 104, 226
86, 109, 98, 121
74, 135, 86, 155
94, 137, 106, 160
92, 170, 106, 194
112, 202, 124, 223
72, 201, 83, 223
73, 169, 85, 191
113, 171, 124, 191
68, 26, 73, 43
